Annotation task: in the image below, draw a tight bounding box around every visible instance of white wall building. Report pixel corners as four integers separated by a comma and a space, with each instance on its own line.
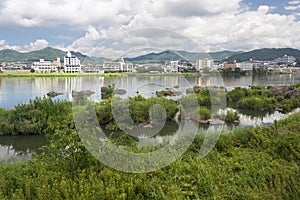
196, 59, 214, 71
236, 62, 254, 71
64, 52, 81, 73
103, 58, 133, 72
274, 55, 296, 64
165, 61, 179, 72
103, 61, 120, 72
32, 59, 58, 73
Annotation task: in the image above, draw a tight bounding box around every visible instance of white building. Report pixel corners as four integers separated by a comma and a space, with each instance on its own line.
64, 52, 81, 73
274, 55, 296, 64
32, 59, 58, 73
165, 61, 179, 72
82, 65, 104, 74
196, 59, 214, 71
236, 62, 254, 71
103, 58, 133, 72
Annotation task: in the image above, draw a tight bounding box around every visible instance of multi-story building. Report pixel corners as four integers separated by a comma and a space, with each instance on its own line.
64, 52, 81, 73
223, 62, 236, 70
195, 59, 214, 71
31, 59, 58, 73
236, 62, 254, 71
103, 58, 133, 72
103, 61, 121, 72
274, 55, 296, 64
165, 61, 179, 73
82, 65, 104, 73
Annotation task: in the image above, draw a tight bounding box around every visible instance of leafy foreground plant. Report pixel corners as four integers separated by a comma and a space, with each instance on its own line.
0, 110, 299, 199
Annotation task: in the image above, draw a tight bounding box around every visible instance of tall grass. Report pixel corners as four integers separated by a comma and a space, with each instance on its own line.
0, 112, 299, 199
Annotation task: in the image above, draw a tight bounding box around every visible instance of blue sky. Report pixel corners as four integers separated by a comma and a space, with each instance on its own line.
244, 0, 288, 13
0, 0, 299, 57
0, 26, 82, 46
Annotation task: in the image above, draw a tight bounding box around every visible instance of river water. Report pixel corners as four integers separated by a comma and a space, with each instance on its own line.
1, 73, 300, 162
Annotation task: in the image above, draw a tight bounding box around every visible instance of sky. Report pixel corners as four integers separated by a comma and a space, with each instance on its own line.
0, 0, 300, 58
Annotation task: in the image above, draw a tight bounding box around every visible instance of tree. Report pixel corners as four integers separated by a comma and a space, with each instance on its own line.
101, 84, 115, 99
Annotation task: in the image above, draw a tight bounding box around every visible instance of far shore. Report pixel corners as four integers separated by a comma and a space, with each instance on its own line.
0, 70, 299, 78
0, 71, 125, 77
0, 71, 199, 78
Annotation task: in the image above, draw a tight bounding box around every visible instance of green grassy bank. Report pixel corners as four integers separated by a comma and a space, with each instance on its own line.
0, 110, 299, 199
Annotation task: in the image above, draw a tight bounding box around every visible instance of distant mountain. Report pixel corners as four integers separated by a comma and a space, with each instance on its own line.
125, 50, 240, 64
1, 47, 300, 65
0, 49, 26, 62
0, 47, 106, 64
225, 48, 300, 62
125, 50, 188, 64
176, 50, 241, 62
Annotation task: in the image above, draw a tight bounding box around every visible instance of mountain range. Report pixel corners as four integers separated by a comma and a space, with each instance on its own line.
225, 48, 300, 63
0, 47, 299, 64
0, 47, 105, 64
125, 50, 241, 63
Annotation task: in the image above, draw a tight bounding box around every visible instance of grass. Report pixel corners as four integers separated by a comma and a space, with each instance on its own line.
0, 111, 299, 199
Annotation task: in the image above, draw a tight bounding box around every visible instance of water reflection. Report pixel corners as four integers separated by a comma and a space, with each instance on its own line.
225, 108, 300, 127
1, 74, 300, 109
0, 135, 47, 162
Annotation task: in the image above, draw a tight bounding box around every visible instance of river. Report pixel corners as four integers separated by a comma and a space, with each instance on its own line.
1, 73, 300, 162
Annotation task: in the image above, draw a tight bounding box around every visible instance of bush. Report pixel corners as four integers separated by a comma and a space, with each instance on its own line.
237, 97, 276, 111
227, 87, 247, 102
194, 107, 211, 121
0, 97, 71, 136
225, 111, 239, 123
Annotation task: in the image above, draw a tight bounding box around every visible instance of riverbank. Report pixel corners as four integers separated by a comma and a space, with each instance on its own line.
0, 111, 299, 199
0, 71, 200, 78
0, 71, 125, 77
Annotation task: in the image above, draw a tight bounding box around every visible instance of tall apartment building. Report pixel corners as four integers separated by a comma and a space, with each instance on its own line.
64, 52, 81, 73
196, 59, 214, 71
165, 61, 179, 72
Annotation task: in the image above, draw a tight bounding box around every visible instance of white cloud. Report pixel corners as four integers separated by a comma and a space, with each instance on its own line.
0, 40, 6, 46
284, 5, 300, 10
148, 0, 242, 18
0, 0, 243, 27
0, 40, 22, 51
288, 1, 300, 5
0, 39, 48, 52
23, 39, 48, 52
183, 5, 300, 51
0, 0, 133, 28
1, 0, 300, 55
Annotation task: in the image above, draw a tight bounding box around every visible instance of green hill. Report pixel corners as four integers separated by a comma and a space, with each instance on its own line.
1, 47, 300, 64
225, 48, 300, 62
176, 50, 240, 62
0, 49, 24, 62
0, 47, 105, 64
125, 50, 240, 64
125, 50, 188, 64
